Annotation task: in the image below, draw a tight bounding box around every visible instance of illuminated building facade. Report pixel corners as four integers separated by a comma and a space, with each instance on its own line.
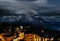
24, 34, 54, 41
0, 25, 60, 41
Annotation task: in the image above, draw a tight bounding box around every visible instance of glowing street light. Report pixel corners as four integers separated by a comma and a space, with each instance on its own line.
41, 30, 44, 33
20, 26, 23, 29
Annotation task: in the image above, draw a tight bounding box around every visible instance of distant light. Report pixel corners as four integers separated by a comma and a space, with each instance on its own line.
50, 37, 54, 40
41, 30, 44, 33
20, 26, 23, 29
16, 28, 19, 30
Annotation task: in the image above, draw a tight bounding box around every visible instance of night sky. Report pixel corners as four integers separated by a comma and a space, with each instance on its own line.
0, 0, 60, 31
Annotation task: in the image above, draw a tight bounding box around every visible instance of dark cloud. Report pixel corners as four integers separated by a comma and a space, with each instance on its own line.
18, 0, 34, 1
0, 0, 60, 31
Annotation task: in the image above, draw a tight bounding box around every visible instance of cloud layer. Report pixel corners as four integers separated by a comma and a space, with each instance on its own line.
0, 0, 60, 31
0, 0, 50, 23
0, 0, 59, 23
0, 0, 58, 16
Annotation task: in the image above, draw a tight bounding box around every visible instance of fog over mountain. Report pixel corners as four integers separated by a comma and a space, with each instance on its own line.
0, 0, 60, 31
